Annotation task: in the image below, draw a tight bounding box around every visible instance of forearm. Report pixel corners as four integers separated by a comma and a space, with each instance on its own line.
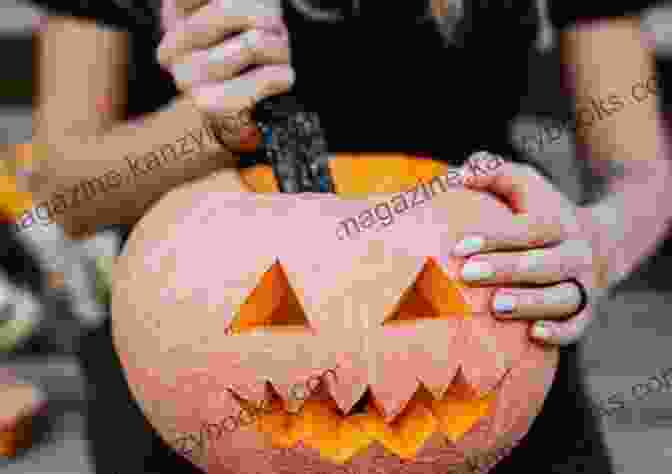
32, 95, 245, 238
559, 17, 672, 289
578, 141, 672, 289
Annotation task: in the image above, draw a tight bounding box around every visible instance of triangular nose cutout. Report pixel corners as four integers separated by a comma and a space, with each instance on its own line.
384, 258, 472, 325
228, 261, 311, 334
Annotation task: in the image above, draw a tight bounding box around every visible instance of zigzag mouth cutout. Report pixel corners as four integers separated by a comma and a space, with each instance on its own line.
222, 257, 507, 463
226, 375, 501, 464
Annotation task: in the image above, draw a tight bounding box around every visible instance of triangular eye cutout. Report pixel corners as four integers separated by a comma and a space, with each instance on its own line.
227, 261, 311, 335
384, 257, 472, 325
384, 281, 437, 324
415, 257, 472, 319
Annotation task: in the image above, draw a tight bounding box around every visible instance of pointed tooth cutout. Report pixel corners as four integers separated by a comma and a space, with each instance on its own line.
431, 389, 497, 443
220, 330, 327, 405
225, 381, 274, 414
327, 353, 369, 415
396, 318, 463, 400
368, 326, 421, 423
447, 407, 496, 455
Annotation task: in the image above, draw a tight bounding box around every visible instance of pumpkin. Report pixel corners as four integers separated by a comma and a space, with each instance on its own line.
0, 143, 36, 223
0, 373, 47, 458
112, 153, 559, 474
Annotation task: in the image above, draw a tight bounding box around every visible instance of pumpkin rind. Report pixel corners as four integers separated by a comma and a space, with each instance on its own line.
113, 154, 559, 474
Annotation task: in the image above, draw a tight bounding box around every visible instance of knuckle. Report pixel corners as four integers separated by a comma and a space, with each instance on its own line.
242, 29, 261, 61
253, 13, 286, 33
190, 86, 219, 114
255, 31, 290, 64
261, 66, 295, 95
172, 74, 191, 92
157, 35, 182, 66
243, 10, 270, 29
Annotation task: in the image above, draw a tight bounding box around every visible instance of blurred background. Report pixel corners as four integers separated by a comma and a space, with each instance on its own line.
1, 0, 672, 472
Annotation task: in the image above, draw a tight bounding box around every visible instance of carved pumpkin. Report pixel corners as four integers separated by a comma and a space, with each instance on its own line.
112, 153, 558, 474
0, 143, 35, 223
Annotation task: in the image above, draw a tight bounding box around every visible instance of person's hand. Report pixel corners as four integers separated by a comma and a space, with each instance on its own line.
157, 0, 294, 152
453, 152, 610, 346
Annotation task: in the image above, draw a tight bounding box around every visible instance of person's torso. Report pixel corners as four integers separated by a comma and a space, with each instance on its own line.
128, 0, 540, 163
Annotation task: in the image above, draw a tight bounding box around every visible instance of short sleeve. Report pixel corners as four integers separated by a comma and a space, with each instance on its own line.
549, 0, 664, 30
20, 0, 158, 33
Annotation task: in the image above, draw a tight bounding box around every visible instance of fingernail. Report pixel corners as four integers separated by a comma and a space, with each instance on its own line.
493, 294, 516, 314
171, 62, 194, 84
461, 261, 495, 282
209, 39, 244, 63
532, 322, 552, 340
453, 236, 484, 256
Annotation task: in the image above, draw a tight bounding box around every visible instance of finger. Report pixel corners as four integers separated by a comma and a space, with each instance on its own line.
206, 110, 263, 153
462, 153, 555, 214
191, 64, 294, 142
210, 108, 258, 138
459, 244, 590, 285
170, 28, 291, 89
192, 63, 294, 111
529, 306, 594, 346
160, 0, 181, 33
453, 213, 565, 257
160, 0, 209, 31
173, 0, 209, 16
491, 282, 583, 320
158, 1, 284, 66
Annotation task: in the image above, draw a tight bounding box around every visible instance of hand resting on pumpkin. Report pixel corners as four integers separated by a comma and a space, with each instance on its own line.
453, 153, 609, 346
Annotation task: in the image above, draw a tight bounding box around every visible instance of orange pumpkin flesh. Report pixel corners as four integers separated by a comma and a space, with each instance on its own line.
0, 143, 35, 222
113, 153, 559, 473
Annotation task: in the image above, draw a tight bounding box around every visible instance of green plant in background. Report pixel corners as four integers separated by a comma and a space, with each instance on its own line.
94, 255, 115, 307
0, 287, 41, 353
0, 316, 37, 352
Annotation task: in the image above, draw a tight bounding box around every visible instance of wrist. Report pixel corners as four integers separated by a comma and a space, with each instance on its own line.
585, 157, 672, 290
576, 204, 617, 291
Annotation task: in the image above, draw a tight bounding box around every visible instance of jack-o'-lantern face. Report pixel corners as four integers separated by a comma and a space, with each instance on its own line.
112, 154, 558, 474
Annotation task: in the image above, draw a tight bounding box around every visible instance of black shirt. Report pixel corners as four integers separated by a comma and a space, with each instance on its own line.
24, 0, 660, 159
23, 1, 659, 474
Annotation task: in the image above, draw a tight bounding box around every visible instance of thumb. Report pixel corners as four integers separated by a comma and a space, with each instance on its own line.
462, 152, 556, 215
160, 0, 207, 32
160, 0, 283, 31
